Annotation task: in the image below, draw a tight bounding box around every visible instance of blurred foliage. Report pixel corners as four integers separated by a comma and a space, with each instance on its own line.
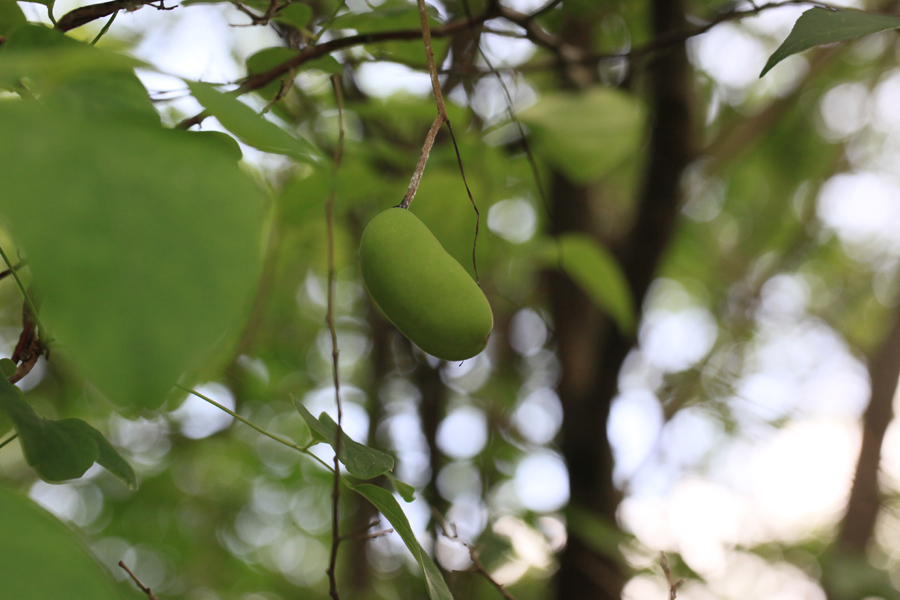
1, 0, 900, 599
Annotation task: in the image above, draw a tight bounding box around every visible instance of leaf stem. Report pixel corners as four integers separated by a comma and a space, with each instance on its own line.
0, 244, 47, 343
175, 384, 305, 453
90, 10, 118, 45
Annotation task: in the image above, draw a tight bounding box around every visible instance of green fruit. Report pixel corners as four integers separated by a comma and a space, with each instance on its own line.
359, 208, 493, 361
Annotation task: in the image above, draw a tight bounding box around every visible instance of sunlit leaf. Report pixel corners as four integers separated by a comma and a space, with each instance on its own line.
293, 399, 394, 479
352, 483, 453, 600
519, 88, 643, 183
188, 80, 318, 162
0, 378, 135, 487
0, 485, 124, 600
0, 98, 266, 410
761, 8, 900, 76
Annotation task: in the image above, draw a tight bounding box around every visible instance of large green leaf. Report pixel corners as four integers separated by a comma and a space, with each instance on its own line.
519, 88, 643, 184
0, 378, 136, 488
188, 80, 318, 162
540, 234, 635, 333
0, 485, 124, 600
0, 1, 27, 34
294, 399, 394, 479
0, 101, 266, 410
761, 8, 900, 76
352, 484, 453, 600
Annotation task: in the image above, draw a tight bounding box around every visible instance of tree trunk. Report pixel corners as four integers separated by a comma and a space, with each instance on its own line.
552, 1, 692, 598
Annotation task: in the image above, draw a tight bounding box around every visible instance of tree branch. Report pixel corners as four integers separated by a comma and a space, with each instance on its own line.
55, 0, 172, 33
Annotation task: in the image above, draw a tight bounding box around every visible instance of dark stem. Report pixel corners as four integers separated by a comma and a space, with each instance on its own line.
325, 72, 346, 600
118, 561, 162, 600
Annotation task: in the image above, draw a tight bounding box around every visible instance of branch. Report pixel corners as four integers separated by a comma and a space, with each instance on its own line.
176, 11, 495, 130
119, 561, 161, 600
55, 0, 173, 33
434, 511, 518, 600
660, 553, 683, 600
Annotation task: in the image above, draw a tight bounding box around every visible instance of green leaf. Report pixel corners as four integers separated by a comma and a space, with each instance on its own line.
519, 88, 643, 183
0, 358, 16, 378
189, 130, 244, 162
187, 80, 318, 161
293, 399, 394, 479
761, 8, 900, 77
0, 378, 137, 487
79, 423, 138, 490
0, 485, 124, 600
0, 378, 96, 482
352, 483, 453, 600
387, 473, 416, 502
0, 99, 266, 410
274, 3, 312, 28
0, 26, 158, 124
540, 234, 635, 333
0, 1, 27, 34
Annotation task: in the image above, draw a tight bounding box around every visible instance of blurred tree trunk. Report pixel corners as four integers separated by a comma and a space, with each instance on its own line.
551, 1, 692, 598
825, 306, 900, 599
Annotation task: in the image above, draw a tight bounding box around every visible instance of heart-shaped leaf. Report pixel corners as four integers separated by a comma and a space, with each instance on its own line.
0, 94, 266, 409
0, 378, 135, 488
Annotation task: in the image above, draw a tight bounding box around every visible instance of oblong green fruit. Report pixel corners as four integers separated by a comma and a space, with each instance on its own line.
360, 207, 493, 361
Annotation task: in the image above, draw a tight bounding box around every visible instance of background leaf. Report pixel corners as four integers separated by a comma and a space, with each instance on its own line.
540, 234, 636, 333
761, 8, 900, 76
0, 485, 124, 600
519, 88, 643, 184
352, 483, 454, 600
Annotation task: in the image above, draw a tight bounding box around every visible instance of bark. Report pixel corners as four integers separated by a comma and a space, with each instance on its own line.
552, 1, 692, 598
836, 308, 900, 553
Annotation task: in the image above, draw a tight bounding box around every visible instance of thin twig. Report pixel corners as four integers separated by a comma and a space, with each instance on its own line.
0, 433, 18, 451
0, 260, 27, 283
176, 10, 495, 130
325, 72, 346, 600
434, 511, 517, 600
660, 552, 684, 600
118, 561, 161, 600
443, 121, 481, 283
0, 245, 47, 345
